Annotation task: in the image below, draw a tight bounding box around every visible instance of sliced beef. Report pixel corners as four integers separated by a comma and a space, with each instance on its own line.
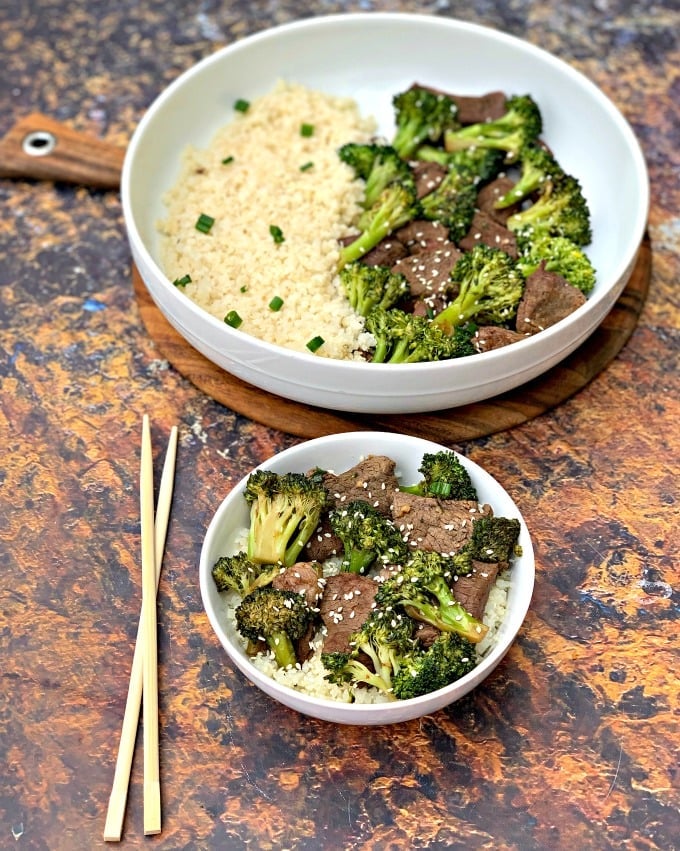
322, 455, 400, 516
476, 176, 521, 224
410, 84, 507, 125
318, 573, 378, 655
414, 621, 442, 648
458, 210, 518, 258
411, 160, 448, 199
451, 560, 503, 620
391, 491, 492, 555
303, 516, 343, 562
392, 245, 463, 299
272, 562, 324, 609
473, 326, 527, 353
394, 219, 451, 255
515, 263, 587, 334
358, 236, 409, 267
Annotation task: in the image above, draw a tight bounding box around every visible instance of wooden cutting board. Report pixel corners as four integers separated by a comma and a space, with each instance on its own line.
133, 234, 650, 442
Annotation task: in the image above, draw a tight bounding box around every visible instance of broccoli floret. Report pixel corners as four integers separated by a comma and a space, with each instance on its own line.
339, 183, 420, 269
365, 308, 474, 364
392, 632, 477, 700
400, 450, 478, 501
339, 262, 409, 317
506, 172, 592, 246
432, 244, 525, 334
391, 86, 459, 159
338, 142, 415, 209
322, 609, 416, 695
416, 145, 506, 186
419, 176, 478, 243
494, 142, 565, 209
376, 550, 489, 644
211, 550, 282, 597
244, 469, 328, 567
517, 234, 596, 294
467, 515, 522, 564
235, 586, 314, 669
444, 94, 543, 161
329, 499, 408, 575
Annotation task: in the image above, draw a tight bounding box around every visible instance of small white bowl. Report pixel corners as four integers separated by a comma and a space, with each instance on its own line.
199, 432, 535, 724
123, 13, 649, 414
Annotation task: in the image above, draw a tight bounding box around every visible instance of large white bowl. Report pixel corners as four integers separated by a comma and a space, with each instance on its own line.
122, 13, 649, 414
199, 432, 535, 724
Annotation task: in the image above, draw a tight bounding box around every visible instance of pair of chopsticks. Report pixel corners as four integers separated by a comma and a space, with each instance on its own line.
104, 416, 178, 841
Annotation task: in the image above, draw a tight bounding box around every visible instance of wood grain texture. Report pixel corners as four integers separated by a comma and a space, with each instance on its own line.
133, 234, 651, 441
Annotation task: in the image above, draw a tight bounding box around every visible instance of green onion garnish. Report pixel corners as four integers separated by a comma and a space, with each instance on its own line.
269, 296, 284, 312
224, 310, 243, 328
234, 98, 250, 113
269, 225, 285, 244
299, 161, 314, 172
172, 274, 192, 288
196, 213, 215, 234
306, 335, 324, 353
240, 285, 248, 293
221, 155, 234, 165
300, 123, 314, 137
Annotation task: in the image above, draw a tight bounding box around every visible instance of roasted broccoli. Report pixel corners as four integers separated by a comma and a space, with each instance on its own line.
339, 262, 409, 317
391, 632, 477, 700
391, 86, 459, 159
506, 172, 592, 246
338, 142, 415, 209
400, 449, 478, 501
419, 175, 478, 243
444, 94, 543, 161
323, 608, 416, 694
365, 308, 476, 364
211, 550, 282, 597
234, 586, 314, 669
432, 244, 525, 334
244, 469, 328, 567
494, 142, 564, 209
376, 550, 489, 644
516, 233, 596, 294
329, 499, 408, 575
339, 183, 420, 269
467, 515, 522, 564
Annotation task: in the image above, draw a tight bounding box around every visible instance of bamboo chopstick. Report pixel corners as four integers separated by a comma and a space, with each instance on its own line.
103, 421, 178, 842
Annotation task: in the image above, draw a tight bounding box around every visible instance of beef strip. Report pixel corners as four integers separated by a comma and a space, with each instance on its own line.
357, 236, 409, 267
394, 219, 451, 255
322, 455, 400, 516
392, 245, 463, 299
272, 562, 325, 609
318, 573, 378, 655
458, 210, 518, 258
303, 516, 343, 562
451, 560, 503, 620
515, 263, 587, 334
476, 176, 521, 224
391, 491, 492, 555
410, 84, 507, 125
411, 160, 448, 199
473, 326, 527, 352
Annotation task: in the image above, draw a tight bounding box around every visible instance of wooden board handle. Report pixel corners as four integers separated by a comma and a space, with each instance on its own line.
0, 112, 125, 188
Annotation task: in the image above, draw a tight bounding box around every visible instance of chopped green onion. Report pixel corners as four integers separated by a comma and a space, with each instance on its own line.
268, 295, 284, 312
234, 98, 250, 113
306, 335, 325, 353
196, 213, 215, 234
299, 161, 314, 172
269, 225, 285, 244
224, 310, 243, 328
172, 274, 192, 288
221, 155, 234, 165
240, 285, 248, 293
300, 123, 314, 137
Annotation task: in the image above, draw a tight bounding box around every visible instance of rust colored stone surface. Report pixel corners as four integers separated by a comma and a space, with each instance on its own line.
1, 2, 678, 850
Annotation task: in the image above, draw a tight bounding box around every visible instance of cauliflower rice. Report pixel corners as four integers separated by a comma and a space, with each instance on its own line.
157, 81, 377, 360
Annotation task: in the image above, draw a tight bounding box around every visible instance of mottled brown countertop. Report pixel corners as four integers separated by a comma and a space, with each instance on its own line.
1, 2, 678, 849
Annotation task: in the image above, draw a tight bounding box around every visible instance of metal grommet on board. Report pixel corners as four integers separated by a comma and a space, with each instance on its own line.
22, 130, 57, 157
